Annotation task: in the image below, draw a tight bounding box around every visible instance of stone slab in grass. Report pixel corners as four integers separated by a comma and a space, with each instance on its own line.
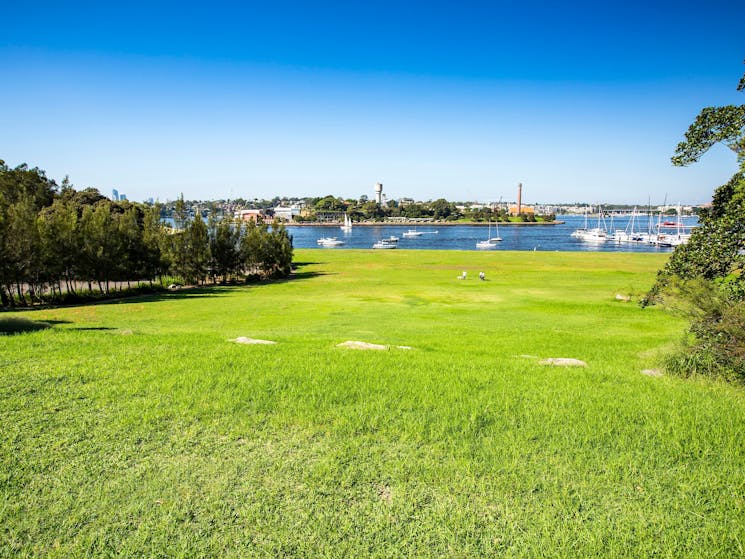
337, 341, 414, 350
641, 368, 663, 377
539, 357, 587, 367
337, 340, 388, 350
230, 336, 277, 345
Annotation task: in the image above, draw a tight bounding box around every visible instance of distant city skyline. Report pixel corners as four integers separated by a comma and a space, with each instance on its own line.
1, 1, 743, 205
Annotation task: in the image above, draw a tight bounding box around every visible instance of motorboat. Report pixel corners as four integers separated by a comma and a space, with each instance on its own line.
317, 237, 344, 247
372, 240, 397, 249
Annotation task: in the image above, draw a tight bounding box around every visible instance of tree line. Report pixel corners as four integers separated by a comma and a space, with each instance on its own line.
296, 195, 554, 222
0, 161, 293, 307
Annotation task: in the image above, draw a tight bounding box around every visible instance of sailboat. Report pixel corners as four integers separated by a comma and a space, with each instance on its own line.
653, 205, 692, 247
490, 220, 502, 242
571, 206, 607, 242
340, 213, 352, 231
476, 219, 501, 249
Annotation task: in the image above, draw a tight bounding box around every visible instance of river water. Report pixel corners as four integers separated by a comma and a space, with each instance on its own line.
287, 214, 698, 252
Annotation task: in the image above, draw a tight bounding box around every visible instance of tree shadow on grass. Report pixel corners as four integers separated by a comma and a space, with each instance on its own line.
0, 265, 331, 312
99, 287, 225, 306
0, 318, 116, 335
293, 261, 323, 267
0, 317, 53, 335
268, 270, 334, 284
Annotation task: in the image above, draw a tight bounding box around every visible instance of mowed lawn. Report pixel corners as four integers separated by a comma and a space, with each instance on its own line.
1, 250, 743, 558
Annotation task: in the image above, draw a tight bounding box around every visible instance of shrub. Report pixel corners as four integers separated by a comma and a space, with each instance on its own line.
659, 278, 745, 383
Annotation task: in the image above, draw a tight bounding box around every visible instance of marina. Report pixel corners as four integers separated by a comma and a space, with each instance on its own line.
289, 214, 698, 252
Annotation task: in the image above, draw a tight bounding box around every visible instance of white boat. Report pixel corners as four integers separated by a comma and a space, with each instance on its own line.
652, 209, 693, 246
372, 240, 397, 249
613, 207, 652, 244
572, 227, 607, 242
403, 229, 423, 237
384, 235, 399, 243
476, 220, 501, 248
340, 213, 352, 231
571, 207, 608, 242
317, 237, 344, 246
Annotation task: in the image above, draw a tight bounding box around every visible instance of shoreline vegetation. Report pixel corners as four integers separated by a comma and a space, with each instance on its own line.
0, 163, 294, 309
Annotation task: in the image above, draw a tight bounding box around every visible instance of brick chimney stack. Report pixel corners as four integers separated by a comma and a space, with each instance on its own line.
517, 183, 523, 214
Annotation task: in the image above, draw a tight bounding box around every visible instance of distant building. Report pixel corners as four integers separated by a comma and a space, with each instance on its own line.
234, 209, 265, 223
314, 211, 343, 223
112, 188, 119, 201
119, 194, 127, 201
272, 205, 301, 221
508, 204, 535, 216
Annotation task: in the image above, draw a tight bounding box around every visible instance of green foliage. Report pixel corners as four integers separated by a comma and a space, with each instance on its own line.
671, 105, 745, 167
648, 172, 745, 295
313, 195, 347, 212
659, 278, 745, 383
430, 198, 458, 220
0, 162, 294, 307
209, 213, 242, 283
671, 58, 744, 168
646, 62, 745, 383
240, 220, 293, 278
184, 213, 210, 284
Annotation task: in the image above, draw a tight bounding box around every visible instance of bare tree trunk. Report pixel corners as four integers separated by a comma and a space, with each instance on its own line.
1, 285, 12, 308
15, 282, 27, 306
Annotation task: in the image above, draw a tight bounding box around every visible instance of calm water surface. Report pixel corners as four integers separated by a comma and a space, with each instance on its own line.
288, 214, 698, 253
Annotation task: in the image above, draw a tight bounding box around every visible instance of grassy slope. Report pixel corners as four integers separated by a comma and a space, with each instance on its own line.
1, 250, 743, 558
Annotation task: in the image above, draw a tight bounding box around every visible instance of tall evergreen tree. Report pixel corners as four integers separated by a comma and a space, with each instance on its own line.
185, 213, 210, 284
209, 212, 241, 283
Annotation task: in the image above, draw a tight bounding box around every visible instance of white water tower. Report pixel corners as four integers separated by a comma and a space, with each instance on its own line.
374, 182, 383, 204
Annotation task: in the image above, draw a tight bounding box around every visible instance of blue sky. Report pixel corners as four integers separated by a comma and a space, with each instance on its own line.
1, 1, 743, 204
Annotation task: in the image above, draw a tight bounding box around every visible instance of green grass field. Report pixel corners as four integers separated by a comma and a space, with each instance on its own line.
1, 250, 743, 558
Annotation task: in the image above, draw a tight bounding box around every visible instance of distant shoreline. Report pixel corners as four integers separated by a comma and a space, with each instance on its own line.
286, 221, 565, 227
